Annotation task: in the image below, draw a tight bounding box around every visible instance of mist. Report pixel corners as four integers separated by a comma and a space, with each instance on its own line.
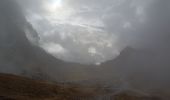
0, 0, 170, 99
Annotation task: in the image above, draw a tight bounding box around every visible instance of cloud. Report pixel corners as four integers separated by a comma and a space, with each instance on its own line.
15, 0, 170, 65
16, 0, 156, 64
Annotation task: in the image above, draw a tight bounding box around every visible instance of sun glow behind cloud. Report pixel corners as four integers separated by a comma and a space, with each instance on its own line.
45, 0, 63, 12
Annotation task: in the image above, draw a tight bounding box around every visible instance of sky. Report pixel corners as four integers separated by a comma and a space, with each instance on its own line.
16, 0, 158, 64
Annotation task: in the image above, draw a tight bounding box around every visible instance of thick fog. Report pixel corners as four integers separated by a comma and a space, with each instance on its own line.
0, 0, 170, 98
